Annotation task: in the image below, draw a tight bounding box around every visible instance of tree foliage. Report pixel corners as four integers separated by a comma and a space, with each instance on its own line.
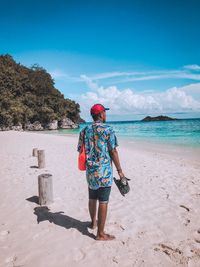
0, 54, 81, 127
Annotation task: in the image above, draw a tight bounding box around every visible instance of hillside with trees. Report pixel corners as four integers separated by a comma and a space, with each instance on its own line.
0, 54, 83, 130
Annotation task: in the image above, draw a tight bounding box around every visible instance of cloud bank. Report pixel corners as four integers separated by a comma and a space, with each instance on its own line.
50, 65, 200, 119
79, 75, 200, 119
184, 64, 200, 70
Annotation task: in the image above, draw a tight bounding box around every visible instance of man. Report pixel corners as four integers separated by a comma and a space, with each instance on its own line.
77, 104, 125, 241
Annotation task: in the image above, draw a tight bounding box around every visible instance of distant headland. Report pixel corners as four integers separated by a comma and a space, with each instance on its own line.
141, 115, 178, 122
0, 54, 85, 131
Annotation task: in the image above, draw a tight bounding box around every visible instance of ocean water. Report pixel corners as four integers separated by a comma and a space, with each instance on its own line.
51, 118, 200, 148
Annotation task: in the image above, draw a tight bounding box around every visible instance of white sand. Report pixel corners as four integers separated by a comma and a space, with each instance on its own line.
0, 131, 200, 267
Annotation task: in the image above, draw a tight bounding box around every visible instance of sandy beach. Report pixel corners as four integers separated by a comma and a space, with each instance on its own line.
0, 131, 200, 267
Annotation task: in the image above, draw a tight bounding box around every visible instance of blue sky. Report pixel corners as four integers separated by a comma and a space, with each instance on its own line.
0, 0, 200, 121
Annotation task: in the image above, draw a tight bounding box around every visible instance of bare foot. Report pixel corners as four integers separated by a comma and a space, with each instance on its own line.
88, 221, 97, 229
96, 233, 115, 241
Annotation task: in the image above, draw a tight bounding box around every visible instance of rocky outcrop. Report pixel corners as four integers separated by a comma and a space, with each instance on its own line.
0, 126, 12, 131
11, 124, 23, 131
141, 115, 177, 122
46, 120, 58, 130
25, 121, 44, 131
59, 118, 79, 129
0, 124, 23, 131
0, 118, 79, 131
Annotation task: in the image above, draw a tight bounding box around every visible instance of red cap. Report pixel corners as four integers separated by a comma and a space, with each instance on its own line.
90, 104, 110, 115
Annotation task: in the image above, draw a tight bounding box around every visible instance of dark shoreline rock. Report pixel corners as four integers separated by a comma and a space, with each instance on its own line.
0, 124, 23, 131
0, 117, 80, 131
46, 120, 58, 130
25, 121, 44, 131
141, 115, 177, 122
11, 124, 23, 131
59, 118, 79, 129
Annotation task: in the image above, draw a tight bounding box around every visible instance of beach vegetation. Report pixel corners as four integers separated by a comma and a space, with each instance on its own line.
0, 54, 82, 129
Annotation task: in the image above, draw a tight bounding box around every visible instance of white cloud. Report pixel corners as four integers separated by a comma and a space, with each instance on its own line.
50, 69, 81, 82
184, 64, 200, 71
181, 82, 200, 94
50, 69, 68, 78
121, 74, 173, 82
89, 71, 144, 80
175, 73, 200, 80
80, 75, 99, 90
124, 72, 200, 82
80, 67, 200, 86
79, 76, 200, 119
88, 70, 185, 81
50, 64, 200, 87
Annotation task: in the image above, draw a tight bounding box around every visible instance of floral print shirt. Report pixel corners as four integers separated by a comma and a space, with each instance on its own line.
77, 122, 118, 189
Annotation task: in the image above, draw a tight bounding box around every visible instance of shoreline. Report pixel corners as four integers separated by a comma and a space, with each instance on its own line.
30, 130, 200, 165
119, 137, 200, 166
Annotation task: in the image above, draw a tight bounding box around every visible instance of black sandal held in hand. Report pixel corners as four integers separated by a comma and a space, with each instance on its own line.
114, 177, 131, 196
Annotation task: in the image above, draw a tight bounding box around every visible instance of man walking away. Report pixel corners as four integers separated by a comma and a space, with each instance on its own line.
78, 104, 125, 241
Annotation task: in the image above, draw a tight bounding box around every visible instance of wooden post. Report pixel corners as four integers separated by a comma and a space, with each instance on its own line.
38, 150, 45, 169
32, 148, 38, 157
38, 174, 53, 205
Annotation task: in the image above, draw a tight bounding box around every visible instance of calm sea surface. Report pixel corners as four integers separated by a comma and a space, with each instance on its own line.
48, 118, 200, 148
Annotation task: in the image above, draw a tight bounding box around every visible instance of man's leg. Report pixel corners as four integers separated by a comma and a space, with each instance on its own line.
96, 202, 115, 240
88, 199, 97, 229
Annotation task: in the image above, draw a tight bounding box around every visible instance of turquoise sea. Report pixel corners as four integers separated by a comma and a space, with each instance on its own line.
49, 118, 200, 148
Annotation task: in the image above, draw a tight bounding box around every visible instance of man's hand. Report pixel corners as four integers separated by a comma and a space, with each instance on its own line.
118, 170, 125, 179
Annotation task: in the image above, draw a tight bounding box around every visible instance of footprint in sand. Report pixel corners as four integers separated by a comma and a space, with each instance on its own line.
32, 233, 40, 240
184, 219, 191, 226
188, 257, 200, 267
5, 255, 17, 264
178, 205, 191, 226
192, 193, 200, 199
0, 230, 10, 236
71, 248, 86, 262
154, 243, 188, 265
194, 229, 200, 244
179, 205, 190, 212
187, 239, 200, 267
0, 230, 10, 240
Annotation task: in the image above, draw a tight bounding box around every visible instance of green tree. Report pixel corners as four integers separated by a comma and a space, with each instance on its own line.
0, 54, 83, 129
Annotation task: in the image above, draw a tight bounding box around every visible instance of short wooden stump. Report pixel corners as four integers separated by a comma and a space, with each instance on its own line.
38, 174, 53, 206
38, 150, 45, 169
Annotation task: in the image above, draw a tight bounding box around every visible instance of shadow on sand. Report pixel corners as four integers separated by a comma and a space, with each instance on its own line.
33, 206, 96, 240
26, 195, 39, 204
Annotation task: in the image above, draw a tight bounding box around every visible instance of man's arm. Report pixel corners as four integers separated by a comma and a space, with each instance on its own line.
109, 148, 125, 179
